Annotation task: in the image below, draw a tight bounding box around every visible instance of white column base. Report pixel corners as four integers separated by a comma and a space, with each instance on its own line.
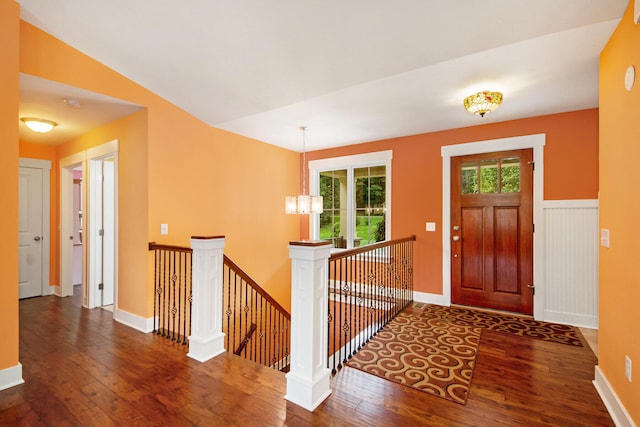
0, 363, 24, 392
187, 332, 226, 362
285, 369, 332, 412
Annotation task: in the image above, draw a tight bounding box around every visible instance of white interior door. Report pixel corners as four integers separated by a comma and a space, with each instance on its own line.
89, 156, 115, 307
18, 166, 44, 299
102, 158, 115, 306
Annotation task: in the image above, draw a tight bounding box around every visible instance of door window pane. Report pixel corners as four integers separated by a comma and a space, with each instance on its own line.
480, 161, 498, 193
461, 163, 478, 194
460, 156, 521, 196
355, 166, 386, 245
501, 157, 520, 193
320, 170, 347, 248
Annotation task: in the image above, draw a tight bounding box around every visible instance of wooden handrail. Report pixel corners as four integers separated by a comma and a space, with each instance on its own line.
149, 243, 290, 320
329, 235, 416, 261
148, 242, 193, 253
223, 255, 291, 320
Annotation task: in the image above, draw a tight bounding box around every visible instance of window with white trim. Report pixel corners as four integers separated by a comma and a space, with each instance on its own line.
309, 151, 392, 250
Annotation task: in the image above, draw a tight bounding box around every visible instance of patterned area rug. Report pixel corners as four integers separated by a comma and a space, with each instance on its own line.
347, 303, 584, 405
417, 303, 583, 347
347, 309, 481, 405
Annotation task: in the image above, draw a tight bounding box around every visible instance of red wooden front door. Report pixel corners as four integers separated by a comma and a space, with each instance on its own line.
451, 149, 534, 314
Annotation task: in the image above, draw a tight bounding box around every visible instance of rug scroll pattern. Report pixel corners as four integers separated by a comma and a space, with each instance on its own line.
347, 310, 481, 404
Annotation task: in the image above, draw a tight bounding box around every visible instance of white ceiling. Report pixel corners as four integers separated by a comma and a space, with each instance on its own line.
17, 0, 628, 151
19, 74, 142, 145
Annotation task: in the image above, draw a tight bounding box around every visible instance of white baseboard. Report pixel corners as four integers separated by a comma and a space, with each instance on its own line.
114, 308, 155, 333
413, 291, 448, 306
543, 310, 598, 329
0, 363, 24, 392
593, 365, 636, 427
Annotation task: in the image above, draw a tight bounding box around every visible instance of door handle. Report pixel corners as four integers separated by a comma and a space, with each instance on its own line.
34, 236, 41, 242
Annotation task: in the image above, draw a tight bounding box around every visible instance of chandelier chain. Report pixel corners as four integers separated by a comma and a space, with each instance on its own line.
300, 126, 307, 196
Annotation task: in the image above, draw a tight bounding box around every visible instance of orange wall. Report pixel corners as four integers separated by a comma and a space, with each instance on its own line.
18, 142, 58, 287
0, 0, 20, 372
19, 20, 300, 315
306, 109, 599, 295
599, 2, 640, 422
56, 110, 149, 314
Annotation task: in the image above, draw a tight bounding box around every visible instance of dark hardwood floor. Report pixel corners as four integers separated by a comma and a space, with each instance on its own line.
0, 296, 612, 426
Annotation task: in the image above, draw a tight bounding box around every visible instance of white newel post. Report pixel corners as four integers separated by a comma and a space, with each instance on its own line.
187, 236, 226, 362
285, 240, 332, 411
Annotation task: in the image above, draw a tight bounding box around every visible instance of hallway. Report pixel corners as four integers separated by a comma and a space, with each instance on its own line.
0, 296, 612, 426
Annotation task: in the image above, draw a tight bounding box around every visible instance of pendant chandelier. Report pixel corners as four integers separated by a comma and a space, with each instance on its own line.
285, 126, 323, 214
463, 91, 503, 117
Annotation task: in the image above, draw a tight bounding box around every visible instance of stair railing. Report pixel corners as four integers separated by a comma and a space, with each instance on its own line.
327, 235, 416, 374
149, 242, 193, 345
148, 241, 290, 371
223, 255, 291, 371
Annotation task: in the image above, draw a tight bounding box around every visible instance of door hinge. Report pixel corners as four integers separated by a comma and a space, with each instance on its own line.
98, 283, 104, 290
99, 229, 104, 236
532, 224, 535, 233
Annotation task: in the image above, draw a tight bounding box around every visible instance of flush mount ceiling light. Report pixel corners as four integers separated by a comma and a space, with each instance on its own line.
285, 126, 323, 215
463, 91, 503, 117
20, 117, 58, 133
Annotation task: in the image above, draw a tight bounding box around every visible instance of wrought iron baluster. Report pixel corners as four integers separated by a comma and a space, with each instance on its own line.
185, 252, 191, 343
176, 253, 183, 343
225, 267, 232, 349
259, 296, 264, 366
233, 271, 238, 356
153, 249, 158, 334
162, 250, 168, 337
171, 252, 177, 341
251, 290, 260, 362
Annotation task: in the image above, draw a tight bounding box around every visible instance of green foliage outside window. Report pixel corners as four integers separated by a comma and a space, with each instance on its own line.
461, 158, 520, 194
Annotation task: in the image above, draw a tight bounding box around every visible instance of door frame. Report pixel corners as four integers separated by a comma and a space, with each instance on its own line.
441, 134, 545, 319
60, 140, 119, 309
18, 158, 52, 296
86, 141, 118, 310
60, 151, 86, 297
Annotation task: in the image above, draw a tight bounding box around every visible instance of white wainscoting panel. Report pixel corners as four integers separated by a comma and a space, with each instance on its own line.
543, 200, 599, 328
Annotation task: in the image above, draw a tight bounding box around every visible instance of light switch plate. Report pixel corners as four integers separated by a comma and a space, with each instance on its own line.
600, 228, 610, 248
426, 222, 436, 232
160, 223, 169, 235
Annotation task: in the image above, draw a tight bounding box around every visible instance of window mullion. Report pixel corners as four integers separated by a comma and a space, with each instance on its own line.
346, 166, 355, 249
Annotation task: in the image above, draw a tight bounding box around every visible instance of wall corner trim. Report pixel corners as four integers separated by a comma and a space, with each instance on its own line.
413, 291, 449, 306
0, 363, 24, 392
593, 365, 637, 427
114, 308, 155, 333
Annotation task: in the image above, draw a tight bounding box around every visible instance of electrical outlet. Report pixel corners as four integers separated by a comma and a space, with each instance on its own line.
625, 355, 632, 382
